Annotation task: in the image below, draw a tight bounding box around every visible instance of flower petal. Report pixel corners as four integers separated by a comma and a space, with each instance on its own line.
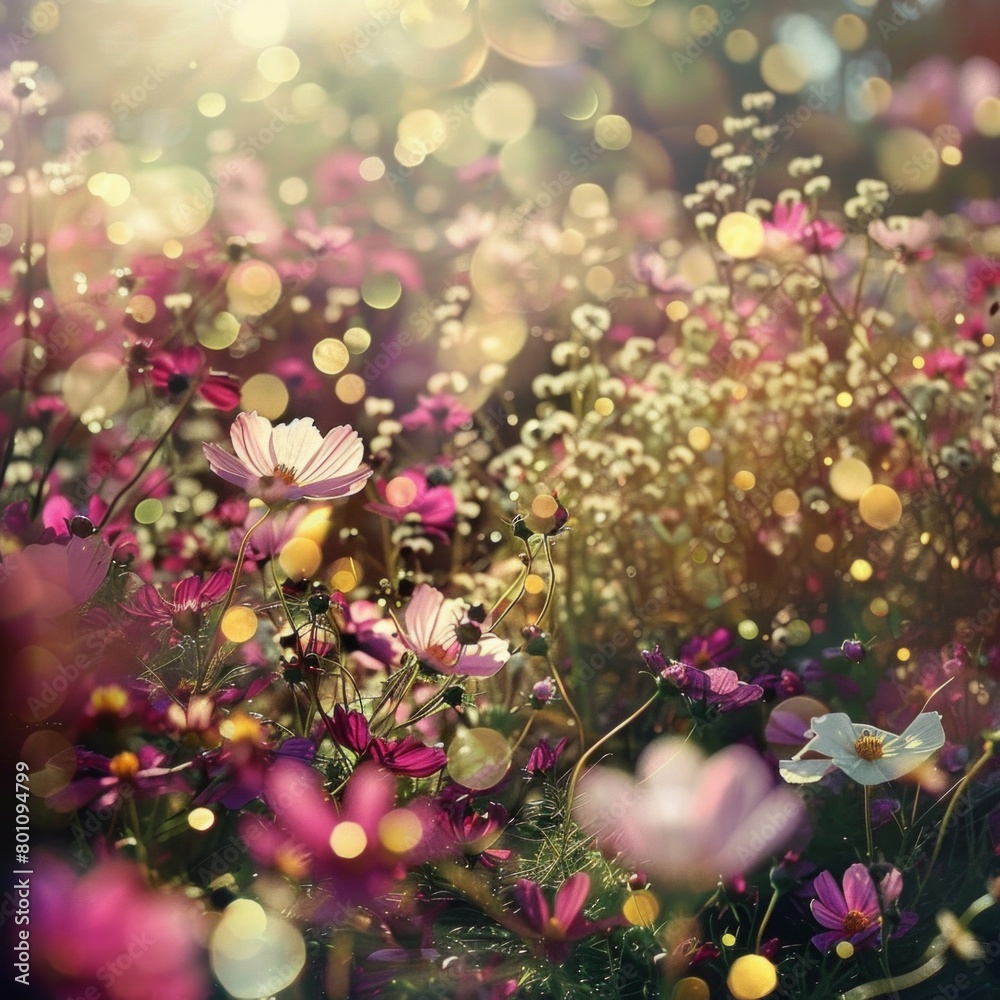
841, 863, 879, 917
554, 872, 591, 929
231, 411, 277, 477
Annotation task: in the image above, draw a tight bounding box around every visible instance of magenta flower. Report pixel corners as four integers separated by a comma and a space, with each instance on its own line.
245, 760, 441, 916
150, 345, 240, 409
810, 864, 883, 953
525, 736, 568, 775
575, 737, 805, 890
643, 645, 763, 715
123, 569, 231, 642
400, 393, 472, 434
336, 598, 405, 672
35, 858, 208, 1000
764, 201, 843, 254
678, 628, 738, 670
325, 704, 447, 778
365, 466, 457, 542
203, 411, 372, 504
514, 873, 607, 963
400, 583, 509, 677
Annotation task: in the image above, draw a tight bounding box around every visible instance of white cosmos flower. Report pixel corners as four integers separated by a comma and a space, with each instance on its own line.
203, 411, 371, 504
779, 711, 945, 786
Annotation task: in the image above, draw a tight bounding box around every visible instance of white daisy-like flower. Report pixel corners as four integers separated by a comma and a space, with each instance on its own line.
779, 711, 945, 786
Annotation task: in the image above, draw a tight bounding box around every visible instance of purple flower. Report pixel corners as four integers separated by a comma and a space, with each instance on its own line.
644, 645, 763, 714
841, 639, 866, 663
400, 393, 472, 434
677, 628, 738, 670
525, 736, 568, 775
811, 864, 883, 953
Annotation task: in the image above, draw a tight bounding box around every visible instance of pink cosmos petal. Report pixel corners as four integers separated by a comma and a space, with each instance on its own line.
263, 761, 336, 858
404, 584, 451, 653
514, 879, 549, 931
842, 863, 879, 916
553, 872, 590, 929
231, 411, 277, 477
298, 425, 364, 481
200, 373, 241, 409
203, 442, 256, 488
342, 762, 397, 838
811, 929, 850, 953
811, 871, 846, 927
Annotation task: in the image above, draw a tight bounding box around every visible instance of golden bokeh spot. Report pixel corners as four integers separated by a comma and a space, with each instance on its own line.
724, 29, 758, 63
622, 890, 659, 926
330, 556, 361, 593
531, 494, 558, 519
737, 619, 759, 640
330, 821, 368, 859
227, 261, 282, 316
568, 182, 609, 218
941, 145, 962, 167
525, 573, 545, 595
858, 484, 902, 530
344, 328, 372, 354
241, 373, 289, 420
772, 489, 800, 517
694, 124, 719, 146
336, 374, 366, 404
897, 647, 911, 661
666, 300, 689, 322
313, 338, 350, 375
974, 96, 1000, 137
594, 114, 631, 150
473, 82, 535, 143
717, 212, 764, 259
361, 273, 402, 310
594, 396, 614, 416
870, 597, 889, 617
258, 46, 300, 83
836, 940, 855, 959
721, 933, 737, 947
198, 311, 241, 350
188, 807, 216, 832
829, 457, 873, 501
134, 498, 164, 524
197, 93, 226, 118
163, 239, 184, 258
89, 685, 129, 714
732, 470, 756, 490
222, 606, 258, 644
279, 537, 322, 581
877, 129, 939, 193
220, 712, 263, 743
836, 391, 853, 408
127, 294, 156, 323
857, 77, 893, 116
727, 954, 778, 1000
912, 355, 925, 370
687, 426, 711, 451
278, 177, 308, 205
672, 978, 711, 1000
815, 534, 835, 553
378, 809, 423, 854
849, 559, 873, 582
833, 13, 867, 50
760, 44, 808, 93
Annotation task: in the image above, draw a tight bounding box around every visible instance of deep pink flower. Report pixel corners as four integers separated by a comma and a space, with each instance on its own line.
400, 394, 472, 434
123, 569, 231, 642
243, 760, 441, 916
400, 583, 509, 677
365, 467, 457, 542
678, 628, 738, 670
525, 736, 568, 775
764, 201, 843, 254
336, 598, 405, 672
150, 345, 240, 409
514, 873, 608, 963
810, 864, 883, 953
204, 411, 372, 503
35, 858, 208, 1000
325, 704, 447, 778
440, 799, 513, 868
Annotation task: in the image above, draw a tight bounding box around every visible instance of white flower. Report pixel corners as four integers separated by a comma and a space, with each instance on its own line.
779, 712, 945, 785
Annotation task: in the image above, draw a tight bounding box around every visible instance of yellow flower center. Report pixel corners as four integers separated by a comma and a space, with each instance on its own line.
545, 915, 566, 940
108, 751, 141, 779
853, 733, 884, 761
842, 909, 871, 934
89, 685, 128, 714
272, 464, 298, 485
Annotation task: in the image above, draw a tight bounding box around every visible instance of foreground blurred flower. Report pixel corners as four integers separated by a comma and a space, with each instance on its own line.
150, 346, 240, 409
365, 466, 457, 542
575, 737, 805, 890
400, 583, 509, 677
778, 711, 945, 785
203, 411, 371, 503
243, 760, 440, 916
400, 393, 472, 434
35, 857, 207, 1000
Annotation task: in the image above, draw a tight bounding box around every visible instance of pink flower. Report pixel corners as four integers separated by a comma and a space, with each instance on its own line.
764, 201, 843, 254
35, 858, 208, 1000
400, 394, 472, 434
325, 704, 447, 778
124, 569, 231, 642
810, 864, 883, 953
243, 760, 439, 916
203, 411, 372, 504
514, 873, 610, 963
868, 214, 940, 262
400, 583, 509, 677
365, 467, 456, 542
574, 737, 805, 890
150, 346, 240, 409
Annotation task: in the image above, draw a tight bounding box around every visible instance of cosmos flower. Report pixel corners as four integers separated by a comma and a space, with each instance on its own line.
868, 214, 940, 262
810, 864, 883, 953
203, 411, 372, 504
150, 346, 240, 409
400, 394, 472, 434
325, 704, 447, 778
365, 466, 457, 542
779, 711, 945, 785
514, 873, 610, 963
764, 200, 843, 254
575, 737, 805, 890
35, 858, 208, 1000
124, 569, 231, 643
643, 645, 763, 715
400, 583, 509, 677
